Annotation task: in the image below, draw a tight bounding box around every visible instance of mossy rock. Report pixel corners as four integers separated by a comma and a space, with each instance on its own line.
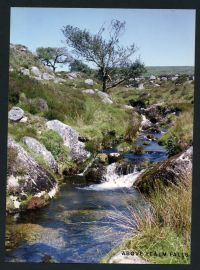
96, 153, 108, 164
84, 162, 106, 183
134, 147, 192, 194
143, 141, 150, 146
134, 145, 145, 155
147, 134, 154, 140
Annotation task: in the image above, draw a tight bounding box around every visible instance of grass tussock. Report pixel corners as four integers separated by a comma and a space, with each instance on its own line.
110, 80, 194, 107
102, 178, 192, 264
159, 111, 193, 156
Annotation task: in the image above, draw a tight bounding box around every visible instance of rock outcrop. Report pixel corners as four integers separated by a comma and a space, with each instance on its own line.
84, 158, 107, 184
97, 91, 113, 104
31, 66, 42, 79
141, 115, 152, 130
137, 83, 144, 90
8, 107, 24, 122
141, 103, 178, 124
23, 136, 58, 173
82, 89, 95, 94
42, 72, 55, 81
85, 79, 94, 86
134, 147, 192, 193
20, 68, 30, 76
46, 120, 91, 163
7, 137, 58, 212
67, 72, 80, 79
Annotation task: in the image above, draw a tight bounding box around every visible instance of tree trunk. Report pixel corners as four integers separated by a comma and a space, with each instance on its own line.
102, 76, 107, 92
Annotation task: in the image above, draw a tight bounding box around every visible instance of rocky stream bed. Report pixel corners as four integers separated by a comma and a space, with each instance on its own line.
6, 124, 168, 263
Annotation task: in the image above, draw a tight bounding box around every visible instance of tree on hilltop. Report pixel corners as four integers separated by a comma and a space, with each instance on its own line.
36, 47, 72, 72
62, 20, 146, 92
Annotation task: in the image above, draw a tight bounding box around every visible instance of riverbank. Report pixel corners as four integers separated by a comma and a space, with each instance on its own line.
102, 162, 192, 264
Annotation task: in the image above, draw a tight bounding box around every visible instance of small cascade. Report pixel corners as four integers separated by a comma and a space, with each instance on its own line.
82, 163, 141, 191
140, 114, 152, 131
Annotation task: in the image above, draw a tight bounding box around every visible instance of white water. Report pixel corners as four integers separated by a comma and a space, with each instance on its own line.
81, 163, 142, 191
141, 114, 147, 122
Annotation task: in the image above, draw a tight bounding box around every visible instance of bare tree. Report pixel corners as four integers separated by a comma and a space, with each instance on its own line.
62, 20, 146, 92
36, 47, 72, 72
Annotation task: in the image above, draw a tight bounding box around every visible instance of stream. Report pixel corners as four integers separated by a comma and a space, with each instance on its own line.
5, 126, 167, 263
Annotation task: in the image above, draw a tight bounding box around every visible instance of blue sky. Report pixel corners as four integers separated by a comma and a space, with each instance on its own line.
10, 8, 196, 66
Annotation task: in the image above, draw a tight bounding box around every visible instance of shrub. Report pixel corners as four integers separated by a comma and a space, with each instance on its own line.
129, 99, 146, 108
125, 116, 140, 142
166, 136, 181, 157
9, 76, 21, 105
44, 109, 65, 122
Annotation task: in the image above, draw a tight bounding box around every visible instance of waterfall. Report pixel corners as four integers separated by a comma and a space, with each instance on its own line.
82, 163, 141, 191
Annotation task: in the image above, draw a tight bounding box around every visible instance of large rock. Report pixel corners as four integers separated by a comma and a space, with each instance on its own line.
42, 73, 55, 81
82, 89, 95, 94
67, 72, 80, 79
134, 147, 193, 193
20, 68, 30, 76
85, 79, 94, 86
46, 120, 91, 163
7, 137, 58, 212
123, 105, 134, 110
137, 83, 144, 90
54, 78, 66, 84
171, 76, 178, 81
19, 116, 28, 123
84, 159, 106, 183
97, 91, 113, 104
23, 136, 58, 173
141, 115, 152, 130
143, 103, 164, 123
143, 103, 177, 124
108, 153, 122, 164
8, 107, 24, 121
149, 75, 156, 80
31, 66, 42, 78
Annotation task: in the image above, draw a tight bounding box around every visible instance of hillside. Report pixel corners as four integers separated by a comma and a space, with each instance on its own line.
145, 66, 194, 76
6, 43, 193, 264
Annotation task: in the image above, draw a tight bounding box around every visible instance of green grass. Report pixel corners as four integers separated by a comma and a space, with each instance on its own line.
158, 110, 193, 154
110, 80, 194, 107
101, 179, 191, 264
8, 122, 38, 142
9, 72, 140, 151
9, 46, 51, 73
